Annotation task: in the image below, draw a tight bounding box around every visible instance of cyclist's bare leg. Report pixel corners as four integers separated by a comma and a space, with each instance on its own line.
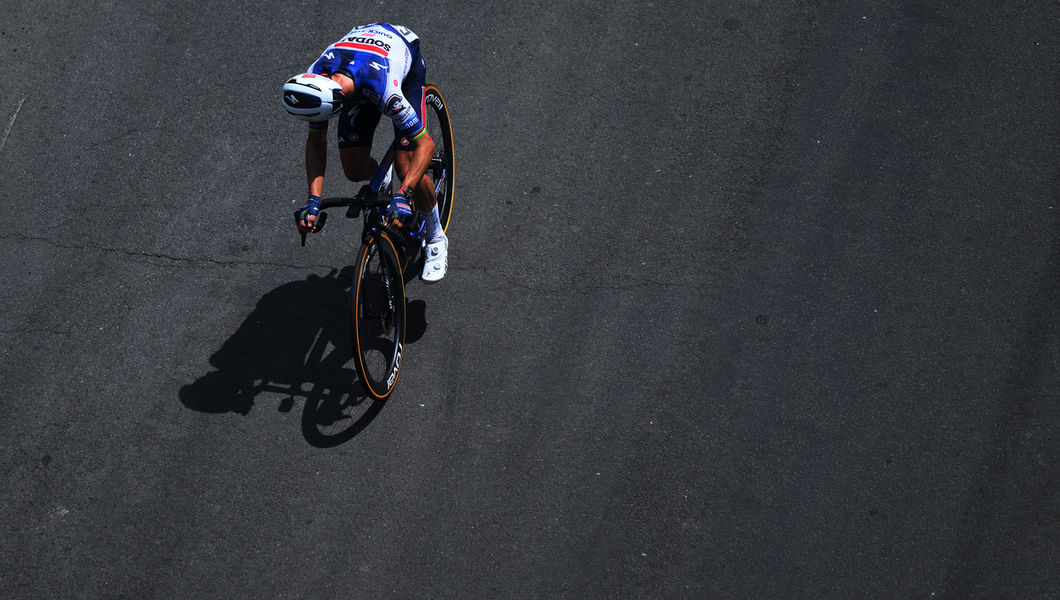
340, 146, 378, 182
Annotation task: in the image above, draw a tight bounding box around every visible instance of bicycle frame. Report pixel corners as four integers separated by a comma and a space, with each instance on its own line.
368, 142, 397, 197
314, 139, 428, 275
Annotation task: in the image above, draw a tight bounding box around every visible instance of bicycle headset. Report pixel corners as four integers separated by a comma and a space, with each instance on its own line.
281, 73, 345, 122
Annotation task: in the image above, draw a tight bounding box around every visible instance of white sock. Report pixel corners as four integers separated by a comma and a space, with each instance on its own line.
427, 205, 444, 241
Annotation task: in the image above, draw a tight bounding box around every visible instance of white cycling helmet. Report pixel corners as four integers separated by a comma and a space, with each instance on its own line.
282, 73, 345, 121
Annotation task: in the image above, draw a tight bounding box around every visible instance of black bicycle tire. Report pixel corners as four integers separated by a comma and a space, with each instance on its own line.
424, 84, 455, 233
351, 232, 407, 400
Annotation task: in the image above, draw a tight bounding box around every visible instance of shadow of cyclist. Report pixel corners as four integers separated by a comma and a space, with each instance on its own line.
179, 267, 424, 447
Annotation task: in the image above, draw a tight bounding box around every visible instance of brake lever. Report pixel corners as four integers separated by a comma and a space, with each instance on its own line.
298, 211, 328, 246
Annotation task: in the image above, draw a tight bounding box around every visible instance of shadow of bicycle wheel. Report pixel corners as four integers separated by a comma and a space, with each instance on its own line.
301, 391, 387, 448
178, 266, 418, 447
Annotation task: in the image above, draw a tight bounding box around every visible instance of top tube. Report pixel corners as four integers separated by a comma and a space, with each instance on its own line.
369, 141, 398, 193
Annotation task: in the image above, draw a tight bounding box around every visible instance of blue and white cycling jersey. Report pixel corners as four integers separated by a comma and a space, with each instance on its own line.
307, 23, 426, 142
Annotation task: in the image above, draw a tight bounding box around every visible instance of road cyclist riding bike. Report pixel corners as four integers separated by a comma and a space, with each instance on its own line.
282, 22, 448, 281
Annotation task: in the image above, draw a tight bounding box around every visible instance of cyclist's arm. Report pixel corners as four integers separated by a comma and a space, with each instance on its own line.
305, 125, 327, 197
397, 130, 435, 193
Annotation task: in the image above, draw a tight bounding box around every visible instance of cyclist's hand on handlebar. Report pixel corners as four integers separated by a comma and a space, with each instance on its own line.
386, 189, 413, 222
295, 194, 322, 233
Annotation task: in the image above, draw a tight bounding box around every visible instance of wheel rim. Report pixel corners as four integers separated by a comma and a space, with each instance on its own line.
424, 86, 454, 233
353, 239, 404, 398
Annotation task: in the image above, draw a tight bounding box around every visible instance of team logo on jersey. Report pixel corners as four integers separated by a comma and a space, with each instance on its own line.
386, 95, 405, 116
337, 36, 391, 56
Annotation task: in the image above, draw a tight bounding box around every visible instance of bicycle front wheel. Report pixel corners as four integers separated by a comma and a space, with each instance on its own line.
424, 84, 454, 233
351, 232, 406, 400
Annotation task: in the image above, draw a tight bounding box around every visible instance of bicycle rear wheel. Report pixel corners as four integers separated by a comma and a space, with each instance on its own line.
351, 232, 406, 400
424, 84, 454, 233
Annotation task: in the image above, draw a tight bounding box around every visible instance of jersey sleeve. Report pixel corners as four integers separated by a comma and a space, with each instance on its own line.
383, 92, 426, 141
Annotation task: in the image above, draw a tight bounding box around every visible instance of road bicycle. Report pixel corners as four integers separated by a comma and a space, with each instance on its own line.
305, 84, 454, 401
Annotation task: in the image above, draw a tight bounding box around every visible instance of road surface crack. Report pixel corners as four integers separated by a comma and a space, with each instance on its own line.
1, 231, 335, 271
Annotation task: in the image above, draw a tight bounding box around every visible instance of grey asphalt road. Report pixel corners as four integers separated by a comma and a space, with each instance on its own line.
1, 1, 1056, 598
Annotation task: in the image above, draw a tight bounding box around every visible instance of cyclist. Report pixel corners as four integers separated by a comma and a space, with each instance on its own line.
282, 23, 448, 282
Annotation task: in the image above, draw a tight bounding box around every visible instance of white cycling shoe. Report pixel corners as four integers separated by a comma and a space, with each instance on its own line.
421, 235, 448, 282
